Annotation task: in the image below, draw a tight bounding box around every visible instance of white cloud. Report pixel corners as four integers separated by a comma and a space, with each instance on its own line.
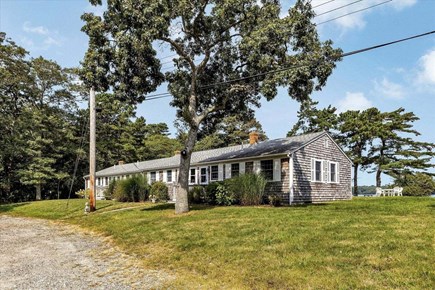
21, 21, 63, 50
417, 49, 435, 85
337, 92, 372, 113
22, 22, 49, 35
374, 78, 405, 99
390, 0, 417, 10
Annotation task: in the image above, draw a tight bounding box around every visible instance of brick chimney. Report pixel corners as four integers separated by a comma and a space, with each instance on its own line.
249, 131, 259, 145
118, 160, 125, 165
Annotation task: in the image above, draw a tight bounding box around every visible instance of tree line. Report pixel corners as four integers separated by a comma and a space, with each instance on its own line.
288, 99, 435, 194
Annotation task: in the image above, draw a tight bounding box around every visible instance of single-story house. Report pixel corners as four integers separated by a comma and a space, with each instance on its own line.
85, 131, 352, 204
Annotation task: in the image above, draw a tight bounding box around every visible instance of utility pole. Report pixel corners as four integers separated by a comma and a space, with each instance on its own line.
89, 87, 96, 211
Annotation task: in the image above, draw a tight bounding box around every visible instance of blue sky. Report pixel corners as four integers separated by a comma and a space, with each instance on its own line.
1, 0, 434, 185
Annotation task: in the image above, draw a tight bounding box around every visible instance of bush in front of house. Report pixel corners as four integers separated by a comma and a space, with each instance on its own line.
150, 181, 169, 202
189, 186, 205, 204
227, 173, 267, 206
215, 184, 234, 206
113, 175, 148, 202
268, 195, 282, 207
104, 180, 117, 200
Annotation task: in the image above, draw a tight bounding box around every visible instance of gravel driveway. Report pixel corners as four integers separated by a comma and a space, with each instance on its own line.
0, 215, 170, 289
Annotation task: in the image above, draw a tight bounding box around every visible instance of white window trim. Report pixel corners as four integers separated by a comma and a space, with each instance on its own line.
189, 168, 196, 185
199, 167, 208, 184
311, 158, 340, 184
329, 161, 339, 183
311, 158, 324, 183
210, 165, 219, 181
166, 170, 173, 183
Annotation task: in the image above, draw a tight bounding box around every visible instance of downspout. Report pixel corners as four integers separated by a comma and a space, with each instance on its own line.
288, 153, 294, 205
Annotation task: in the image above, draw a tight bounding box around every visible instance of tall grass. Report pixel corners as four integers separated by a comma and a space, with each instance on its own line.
228, 173, 267, 205
113, 175, 149, 202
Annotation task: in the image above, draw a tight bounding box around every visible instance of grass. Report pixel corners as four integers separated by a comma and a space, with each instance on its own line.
1, 197, 434, 289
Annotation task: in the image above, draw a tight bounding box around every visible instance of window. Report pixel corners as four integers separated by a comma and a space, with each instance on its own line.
190, 168, 196, 184
311, 159, 339, 183
330, 162, 338, 183
167, 170, 172, 182
231, 163, 240, 178
260, 160, 273, 180
210, 165, 219, 181
150, 172, 156, 183
245, 162, 254, 174
105, 177, 108, 186
315, 160, 322, 182
200, 168, 207, 184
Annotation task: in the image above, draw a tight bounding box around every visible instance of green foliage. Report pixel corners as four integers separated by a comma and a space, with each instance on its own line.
227, 174, 267, 206
113, 175, 148, 202
104, 180, 117, 200
189, 186, 205, 204
214, 184, 234, 206
150, 181, 169, 202
287, 99, 337, 137
395, 173, 435, 196
268, 195, 282, 207
75, 188, 90, 199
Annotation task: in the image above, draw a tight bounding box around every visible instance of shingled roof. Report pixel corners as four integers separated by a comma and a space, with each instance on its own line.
93, 131, 326, 177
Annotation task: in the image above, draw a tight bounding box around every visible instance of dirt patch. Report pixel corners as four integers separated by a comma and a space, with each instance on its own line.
0, 215, 171, 289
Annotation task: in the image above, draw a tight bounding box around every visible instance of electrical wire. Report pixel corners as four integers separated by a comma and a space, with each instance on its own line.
317, 0, 392, 25
312, 0, 336, 9
140, 29, 435, 100
315, 0, 363, 17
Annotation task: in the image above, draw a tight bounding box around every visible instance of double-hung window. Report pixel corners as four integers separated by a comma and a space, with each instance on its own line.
150, 172, 156, 183
210, 165, 219, 181
190, 168, 196, 184
167, 170, 172, 183
329, 162, 338, 183
231, 163, 240, 178
260, 160, 274, 180
245, 162, 254, 174
200, 167, 208, 184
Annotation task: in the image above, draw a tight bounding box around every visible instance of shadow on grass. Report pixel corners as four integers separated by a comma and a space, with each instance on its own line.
142, 203, 175, 211
0, 202, 30, 213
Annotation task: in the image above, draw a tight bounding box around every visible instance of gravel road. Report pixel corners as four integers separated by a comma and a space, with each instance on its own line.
0, 215, 170, 289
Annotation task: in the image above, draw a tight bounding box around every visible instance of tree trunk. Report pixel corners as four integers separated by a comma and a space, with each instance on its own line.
35, 183, 41, 200
353, 163, 359, 196
376, 167, 382, 187
175, 127, 198, 214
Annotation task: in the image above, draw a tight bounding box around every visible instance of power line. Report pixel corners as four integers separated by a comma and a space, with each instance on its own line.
315, 0, 363, 17
141, 29, 435, 100
312, 0, 336, 9
317, 0, 392, 25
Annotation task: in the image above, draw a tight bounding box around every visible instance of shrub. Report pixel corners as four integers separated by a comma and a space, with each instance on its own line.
104, 180, 117, 200
189, 186, 204, 204
268, 195, 282, 207
75, 188, 89, 199
150, 181, 169, 201
399, 173, 435, 196
113, 175, 149, 202
215, 184, 234, 206
228, 173, 267, 206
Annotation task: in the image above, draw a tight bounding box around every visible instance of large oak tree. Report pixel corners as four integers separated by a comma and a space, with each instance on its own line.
81, 0, 341, 213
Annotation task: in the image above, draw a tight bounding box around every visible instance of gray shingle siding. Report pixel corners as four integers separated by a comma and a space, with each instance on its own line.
291, 134, 352, 203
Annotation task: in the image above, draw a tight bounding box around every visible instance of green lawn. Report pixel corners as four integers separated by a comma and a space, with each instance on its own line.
1, 197, 434, 289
